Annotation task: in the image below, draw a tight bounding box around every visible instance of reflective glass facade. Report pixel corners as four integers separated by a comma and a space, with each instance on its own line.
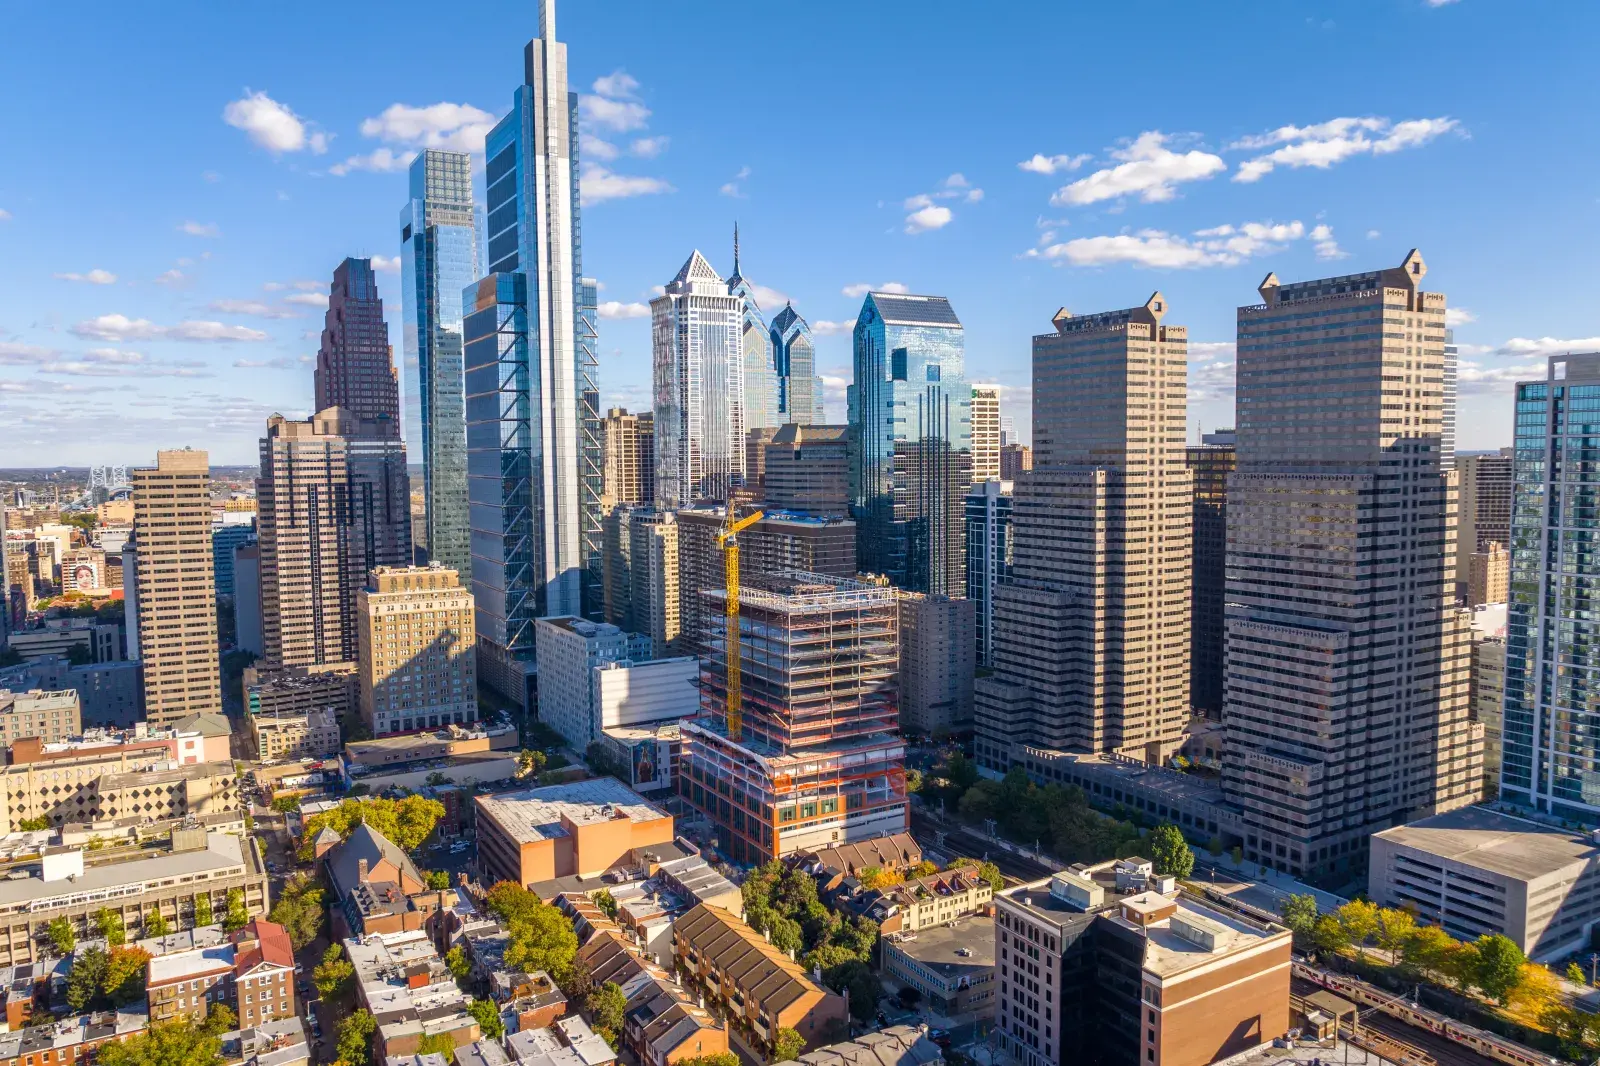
770, 303, 825, 426
401, 149, 478, 582
1503, 355, 1600, 821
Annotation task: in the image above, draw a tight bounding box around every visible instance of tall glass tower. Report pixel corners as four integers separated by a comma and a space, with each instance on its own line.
770, 303, 825, 426
848, 292, 971, 593
479, 0, 592, 623
401, 149, 478, 582
726, 226, 776, 433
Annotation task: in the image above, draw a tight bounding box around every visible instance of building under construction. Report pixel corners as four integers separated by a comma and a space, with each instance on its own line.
678, 570, 905, 865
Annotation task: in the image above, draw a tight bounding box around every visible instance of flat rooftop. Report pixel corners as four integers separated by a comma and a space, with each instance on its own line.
476, 778, 668, 845
1116, 898, 1285, 978
1373, 806, 1600, 883
0, 832, 248, 913
149, 944, 235, 984
889, 916, 996, 971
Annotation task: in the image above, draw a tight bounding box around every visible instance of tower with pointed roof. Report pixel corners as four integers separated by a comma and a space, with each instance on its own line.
726, 224, 778, 433
770, 302, 826, 426
652, 251, 746, 507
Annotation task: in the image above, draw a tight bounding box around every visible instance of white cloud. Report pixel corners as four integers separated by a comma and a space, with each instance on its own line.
631, 137, 669, 158
592, 71, 640, 100
0, 341, 58, 363
1445, 308, 1476, 328
285, 292, 329, 309
1366, 229, 1382, 239
581, 96, 651, 133
650, 285, 666, 297
54, 269, 117, 285
30, 347, 211, 379
1028, 218, 1326, 269
1052, 131, 1225, 206
1426, 0, 1460, 7
842, 282, 909, 298
581, 164, 673, 206
69, 314, 269, 343
371, 255, 401, 273
330, 148, 417, 176
0, 208, 11, 221
222, 91, 327, 154
1459, 359, 1540, 394
359, 102, 495, 153
232, 357, 300, 369
942, 173, 969, 189
179, 221, 220, 238
1309, 223, 1346, 260
1232, 116, 1461, 182
208, 299, 297, 319
720, 165, 752, 199
811, 320, 856, 337
582, 134, 619, 162
154, 269, 186, 287
902, 194, 954, 234
1497, 336, 1600, 358
598, 301, 650, 319
202, 170, 221, 183
750, 284, 790, 310
1018, 153, 1092, 175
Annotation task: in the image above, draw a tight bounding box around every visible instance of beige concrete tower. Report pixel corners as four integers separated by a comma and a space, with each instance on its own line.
969, 385, 1002, 483
1224, 250, 1483, 883
357, 564, 477, 736
132, 449, 222, 723
601, 407, 654, 511
975, 294, 1192, 771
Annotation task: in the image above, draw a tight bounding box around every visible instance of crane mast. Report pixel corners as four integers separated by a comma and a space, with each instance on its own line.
716, 503, 764, 741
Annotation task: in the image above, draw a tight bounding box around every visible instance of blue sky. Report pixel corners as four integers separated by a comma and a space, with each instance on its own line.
1, 0, 1596, 466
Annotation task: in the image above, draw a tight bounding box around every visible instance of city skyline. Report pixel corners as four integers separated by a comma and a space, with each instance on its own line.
3, 1, 1594, 465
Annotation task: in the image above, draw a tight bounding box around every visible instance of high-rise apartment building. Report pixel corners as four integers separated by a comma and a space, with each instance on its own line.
602, 507, 683, 659
770, 303, 826, 427
131, 450, 222, 724
975, 295, 1192, 774
850, 292, 971, 595
727, 230, 776, 434
1185, 429, 1235, 718
897, 593, 975, 737
315, 258, 401, 438
401, 149, 479, 584
969, 385, 1001, 483
762, 424, 850, 517
1469, 603, 1506, 796
999, 443, 1031, 480
257, 409, 411, 669
357, 564, 477, 736
1000, 416, 1016, 448
678, 571, 905, 864
0, 499, 10, 649
601, 407, 655, 510
532, 617, 652, 750
479, 0, 600, 628
1456, 449, 1514, 598
1468, 542, 1509, 607
653, 251, 745, 507
964, 480, 1012, 669
1224, 252, 1482, 880
1503, 352, 1600, 819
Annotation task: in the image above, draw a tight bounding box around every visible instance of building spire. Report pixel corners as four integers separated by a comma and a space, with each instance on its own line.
539, 0, 556, 41
733, 221, 741, 277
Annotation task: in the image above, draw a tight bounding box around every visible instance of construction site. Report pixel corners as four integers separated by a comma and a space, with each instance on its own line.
677, 569, 907, 866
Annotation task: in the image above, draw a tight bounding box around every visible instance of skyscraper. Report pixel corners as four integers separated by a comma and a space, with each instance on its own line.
849, 292, 971, 595
652, 251, 745, 507
480, 0, 595, 625
601, 407, 654, 510
964, 479, 1012, 668
762, 423, 850, 517
969, 385, 1002, 483
1503, 353, 1600, 819
1456, 449, 1514, 599
770, 303, 826, 427
727, 227, 777, 434
974, 295, 1192, 772
401, 149, 478, 584
315, 258, 401, 437
257, 409, 412, 669
1186, 429, 1235, 718
131, 449, 222, 724
357, 564, 477, 737
1223, 252, 1482, 880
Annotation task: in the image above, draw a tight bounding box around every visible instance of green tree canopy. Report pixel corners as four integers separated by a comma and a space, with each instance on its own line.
193, 893, 213, 928
223, 888, 249, 932
425, 870, 451, 890
97, 1020, 223, 1066
269, 873, 326, 950
105, 946, 151, 1005
201, 1003, 237, 1037
467, 999, 505, 1040
1474, 934, 1527, 1004
593, 889, 618, 920
1335, 900, 1379, 957
676, 1055, 740, 1066
771, 1027, 806, 1063
46, 917, 76, 955
586, 982, 626, 1050
1276, 895, 1319, 945
94, 907, 126, 946
298, 795, 448, 858
144, 908, 170, 938
337, 1011, 377, 1066
67, 946, 108, 1011
17, 816, 51, 832
486, 883, 579, 987
1148, 824, 1194, 879
818, 960, 879, 1023
315, 943, 355, 999
416, 1033, 456, 1062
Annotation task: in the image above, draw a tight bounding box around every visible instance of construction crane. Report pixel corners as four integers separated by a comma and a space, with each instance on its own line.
716, 502, 764, 741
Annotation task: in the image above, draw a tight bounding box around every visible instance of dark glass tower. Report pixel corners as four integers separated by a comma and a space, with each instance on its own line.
315, 258, 400, 438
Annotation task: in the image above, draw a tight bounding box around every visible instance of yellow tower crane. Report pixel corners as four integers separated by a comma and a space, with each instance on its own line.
716, 502, 764, 741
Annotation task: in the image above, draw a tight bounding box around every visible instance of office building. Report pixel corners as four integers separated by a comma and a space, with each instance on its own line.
727, 229, 776, 434
1224, 252, 1482, 879
975, 295, 1191, 775
1186, 429, 1236, 718
1469, 603, 1507, 792
1369, 807, 1600, 962
0, 500, 9, 648
131, 450, 223, 725
0, 655, 142, 729
970, 385, 1001, 483
234, 542, 262, 656
897, 593, 974, 737
211, 523, 254, 599
769, 302, 826, 426
401, 149, 479, 584
627, 510, 681, 657
315, 258, 401, 437
0, 688, 80, 746
475, 778, 675, 890
964, 480, 1012, 668
1503, 352, 1600, 818
1468, 542, 1509, 607
257, 409, 412, 669
601, 408, 654, 510
357, 564, 477, 737
1000, 416, 1016, 447
995, 864, 1292, 1066
762, 424, 850, 517
531, 617, 652, 749
1456, 450, 1514, 598
679, 571, 904, 864
999, 443, 1031, 480
674, 505, 855, 654
849, 292, 971, 595
653, 251, 746, 507
745, 427, 778, 496
248, 706, 341, 763
480, 2, 601, 627
882, 920, 995, 1019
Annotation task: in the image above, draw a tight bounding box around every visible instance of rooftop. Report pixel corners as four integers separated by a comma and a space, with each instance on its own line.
868, 293, 961, 329
476, 778, 669, 845
149, 944, 236, 984
886, 916, 996, 973
1373, 806, 1600, 882
0, 831, 248, 915
1113, 896, 1285, 978
774, 1026, 942, 1066
99, 760, 235, 791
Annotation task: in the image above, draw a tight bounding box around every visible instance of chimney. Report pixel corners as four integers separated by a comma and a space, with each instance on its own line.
357, 858, 369, 882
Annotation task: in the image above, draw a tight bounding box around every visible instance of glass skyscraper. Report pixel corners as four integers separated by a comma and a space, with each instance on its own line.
726, 227, 777, 433
770, 303, 825, 426
848, 292, 971, 593
401, 149, 478, 582
1503, 352, 1600, 819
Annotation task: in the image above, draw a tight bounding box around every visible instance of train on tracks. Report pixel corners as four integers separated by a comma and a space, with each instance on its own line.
1294, 962, 1565, 1066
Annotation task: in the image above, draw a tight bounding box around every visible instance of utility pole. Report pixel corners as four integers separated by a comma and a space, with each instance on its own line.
1588, 952, 1599, 987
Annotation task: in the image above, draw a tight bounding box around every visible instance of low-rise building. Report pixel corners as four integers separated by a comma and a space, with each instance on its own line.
672, 904, 848, 1053
1369, 806, 1600, 960
221, 1016, 310, 1066
231, 919, 297, 1029
249, 708, 341, 762
882, 918, 996, 1019
344, 729, 520, 794
0, 1004, 147, 1066
862, 867, 992, 933
95, 762, 241, 823
769, 1026, 941, 1066
0, 689, 81, 746
147, 942, 236, 1024
475, 779, 676, 893
171, 713, 235, 763
347, 929, 479, 1060
790, 833, 923, 892
595, 722, 682, 796
324, 824, 448, 939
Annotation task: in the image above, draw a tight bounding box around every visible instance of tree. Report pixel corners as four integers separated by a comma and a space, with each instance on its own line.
1474, 934, 1527, 1004
95, 907, 126, 946
298, 795, 447, 858
1148, 824, 1194, 879
593, 889, 618, 920
337, 1011, 377, 1066
193, 893, 213, 928
269, 874, 326, 950
586, 982, 626, 1049
445, 945, 471, 984
1375, 908, 1416, 957
486, 884, 579, 986
271, 795, 301, 814
1507, 963, 1562, 1025
1400, 924, 1455, 980
97, 1020, 223, 1066
315, 943, 355, 999
1311, 915, 1348, 957
416, 1033, 456, 1063
906, 860, 939, 878
1335, 900, 1378, 958
516, 749, 547, 779
820, 960, 879, 1022
771, 1027, 805, 1064
223, 888, 249, 931
145, 908, 170, 938
1276, 895, 1319, 946
17, 816, 51, 831
859, 866, 902, 890
201, 1003, 237, 1037
67, 946, 109, 1010
905, 768, 923, 794
425, 870, 451, 890
105, 946, 152, 1005
1207, 836, 1224, 858
467, 999, 505, 1040
1442, 939, 1480, 993
46, 917, 76, 955
1568, 961, 1588, 987
1230, 845, 1243, 865
676, 1056, 740, 1066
